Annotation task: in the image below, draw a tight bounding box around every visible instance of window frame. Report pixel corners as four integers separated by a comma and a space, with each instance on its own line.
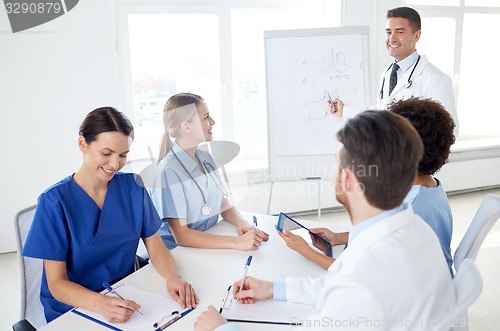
408, 2, 500, 154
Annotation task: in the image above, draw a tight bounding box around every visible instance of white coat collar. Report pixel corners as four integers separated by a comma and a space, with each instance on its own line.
328, 205, 416, 273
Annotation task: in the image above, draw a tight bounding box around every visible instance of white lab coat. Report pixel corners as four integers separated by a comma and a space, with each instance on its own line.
285, 206, 455, 330
345, 55, 459, 136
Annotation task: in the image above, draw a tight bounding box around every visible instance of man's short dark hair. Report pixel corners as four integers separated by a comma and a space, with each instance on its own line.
390, 98, 455, 176
387, 7, 421, 33
336, 111, 424, 210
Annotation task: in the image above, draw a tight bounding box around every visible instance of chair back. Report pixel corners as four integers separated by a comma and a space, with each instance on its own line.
454, 194, 500, 271
434, 259, 483, 331
14, 205, 46, 329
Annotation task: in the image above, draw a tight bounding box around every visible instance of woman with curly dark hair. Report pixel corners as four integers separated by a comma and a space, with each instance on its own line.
390, 97, 456, 276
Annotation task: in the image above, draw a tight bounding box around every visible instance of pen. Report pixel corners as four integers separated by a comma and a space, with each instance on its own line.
219, 285, 232, 313
102, 282, 144, 315
253, 215, 258, 228
326, 91, 337, 113
237, 256, 252, 300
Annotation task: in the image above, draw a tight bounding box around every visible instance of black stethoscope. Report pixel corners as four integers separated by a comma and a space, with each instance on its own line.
172, 150, 229, 216
379, 55, 421, 100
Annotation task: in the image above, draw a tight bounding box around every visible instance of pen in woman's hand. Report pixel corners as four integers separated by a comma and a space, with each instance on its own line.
102, 282, 144, 315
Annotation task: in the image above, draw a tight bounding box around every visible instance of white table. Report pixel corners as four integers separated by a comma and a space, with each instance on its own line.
38, 212, 349, 331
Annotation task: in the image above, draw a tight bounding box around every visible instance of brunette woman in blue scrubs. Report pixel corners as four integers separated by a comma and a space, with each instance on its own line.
22, 107, 197, 324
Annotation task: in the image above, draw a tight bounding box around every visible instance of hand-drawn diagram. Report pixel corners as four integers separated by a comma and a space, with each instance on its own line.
265, 27, 370, 181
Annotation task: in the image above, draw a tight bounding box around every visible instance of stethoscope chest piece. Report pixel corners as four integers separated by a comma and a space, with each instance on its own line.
201, 204, 211, 216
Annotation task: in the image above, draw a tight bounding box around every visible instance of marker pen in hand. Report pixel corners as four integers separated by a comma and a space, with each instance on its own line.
253, 215, 258, 228
327, 91, 337, 113
237, 256, 252, 301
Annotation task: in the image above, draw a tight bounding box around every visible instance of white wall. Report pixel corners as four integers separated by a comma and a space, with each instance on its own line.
0, 0, 122, 252
1, 0, 499, 253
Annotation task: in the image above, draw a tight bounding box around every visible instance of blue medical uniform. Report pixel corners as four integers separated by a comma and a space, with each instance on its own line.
150, 143, 224, 250
22, 173, 161, 322
404, 177, 454, 276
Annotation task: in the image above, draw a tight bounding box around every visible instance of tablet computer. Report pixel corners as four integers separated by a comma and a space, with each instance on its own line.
276, 212, 333, 258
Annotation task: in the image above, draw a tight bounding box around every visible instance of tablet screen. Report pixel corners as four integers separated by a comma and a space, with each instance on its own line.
276, 212, 333, 257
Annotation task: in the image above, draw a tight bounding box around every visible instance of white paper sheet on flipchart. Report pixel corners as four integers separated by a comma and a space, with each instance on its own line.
221, 296, 313, 324
73, 283, 185, 331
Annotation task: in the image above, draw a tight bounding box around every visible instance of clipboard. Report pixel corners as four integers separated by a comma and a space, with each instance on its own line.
72, 283, 194, 331
218, 285, 313, 326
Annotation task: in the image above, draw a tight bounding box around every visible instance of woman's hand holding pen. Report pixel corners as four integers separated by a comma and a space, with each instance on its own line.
166, 276, 198, 310
232, 276, 273, 304
238, 224, 269, 240
96, 295, 141, 323
235, 227, 269, 250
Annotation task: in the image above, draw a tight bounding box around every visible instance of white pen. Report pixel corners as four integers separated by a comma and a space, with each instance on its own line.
237, 256, 253, 300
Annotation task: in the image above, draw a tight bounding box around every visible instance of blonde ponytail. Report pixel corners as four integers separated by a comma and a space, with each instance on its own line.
157, 131, 173, 164
157, 92, 203, 163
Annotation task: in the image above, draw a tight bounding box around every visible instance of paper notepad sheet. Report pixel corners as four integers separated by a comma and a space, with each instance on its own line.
73, 283, 187, 331
221, 297, 313, 325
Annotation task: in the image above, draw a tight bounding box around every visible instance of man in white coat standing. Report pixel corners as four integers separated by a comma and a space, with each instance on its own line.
331, 7, 459, 136
194, 110, 455, 331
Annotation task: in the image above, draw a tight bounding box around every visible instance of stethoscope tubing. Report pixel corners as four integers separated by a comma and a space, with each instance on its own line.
171, 149, 229, 216
379, 55, 421, 100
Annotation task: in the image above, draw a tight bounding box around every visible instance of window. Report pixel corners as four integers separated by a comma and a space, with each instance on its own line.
120, 1, 341, 160
125, 13, 221, 159
407, 2, 500, 143
231, 6, 340, 159
458, 13, 500, 136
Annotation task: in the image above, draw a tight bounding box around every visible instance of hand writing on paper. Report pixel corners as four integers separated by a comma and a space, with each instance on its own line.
238, 224, 269, 241
194, 305, 227, 331
232, 276, 274, 304
166, 276, 198, 310
96, 295, 141, 323
234, 227, 268, 251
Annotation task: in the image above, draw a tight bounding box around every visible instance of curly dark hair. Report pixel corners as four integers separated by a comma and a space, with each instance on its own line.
389, 98, 455, 176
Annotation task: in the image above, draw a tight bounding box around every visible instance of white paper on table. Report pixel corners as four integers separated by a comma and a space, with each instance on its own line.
220, 289, 313, 325
257, 232, 274, 252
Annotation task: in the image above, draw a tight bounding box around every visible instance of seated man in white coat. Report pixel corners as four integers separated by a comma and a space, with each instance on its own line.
194, 110, 455, 331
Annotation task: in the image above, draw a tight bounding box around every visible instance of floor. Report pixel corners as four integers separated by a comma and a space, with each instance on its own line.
1, 188, 499, 330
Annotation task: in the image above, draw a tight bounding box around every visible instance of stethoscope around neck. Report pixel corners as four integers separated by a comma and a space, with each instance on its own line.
379, 55, 421, 100
172, 149, 229, 216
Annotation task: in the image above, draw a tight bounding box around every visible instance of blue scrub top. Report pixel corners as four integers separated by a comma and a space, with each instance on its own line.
404, 178, 453, 276
150, 143, 224, 250
22, 173, 162, 322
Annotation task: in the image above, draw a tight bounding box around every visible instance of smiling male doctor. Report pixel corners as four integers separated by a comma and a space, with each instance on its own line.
331, 7, 459, 136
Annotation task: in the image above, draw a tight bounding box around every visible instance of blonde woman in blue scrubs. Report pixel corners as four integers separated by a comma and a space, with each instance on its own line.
23, 107, 197, 324
151, 93, 268, 250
